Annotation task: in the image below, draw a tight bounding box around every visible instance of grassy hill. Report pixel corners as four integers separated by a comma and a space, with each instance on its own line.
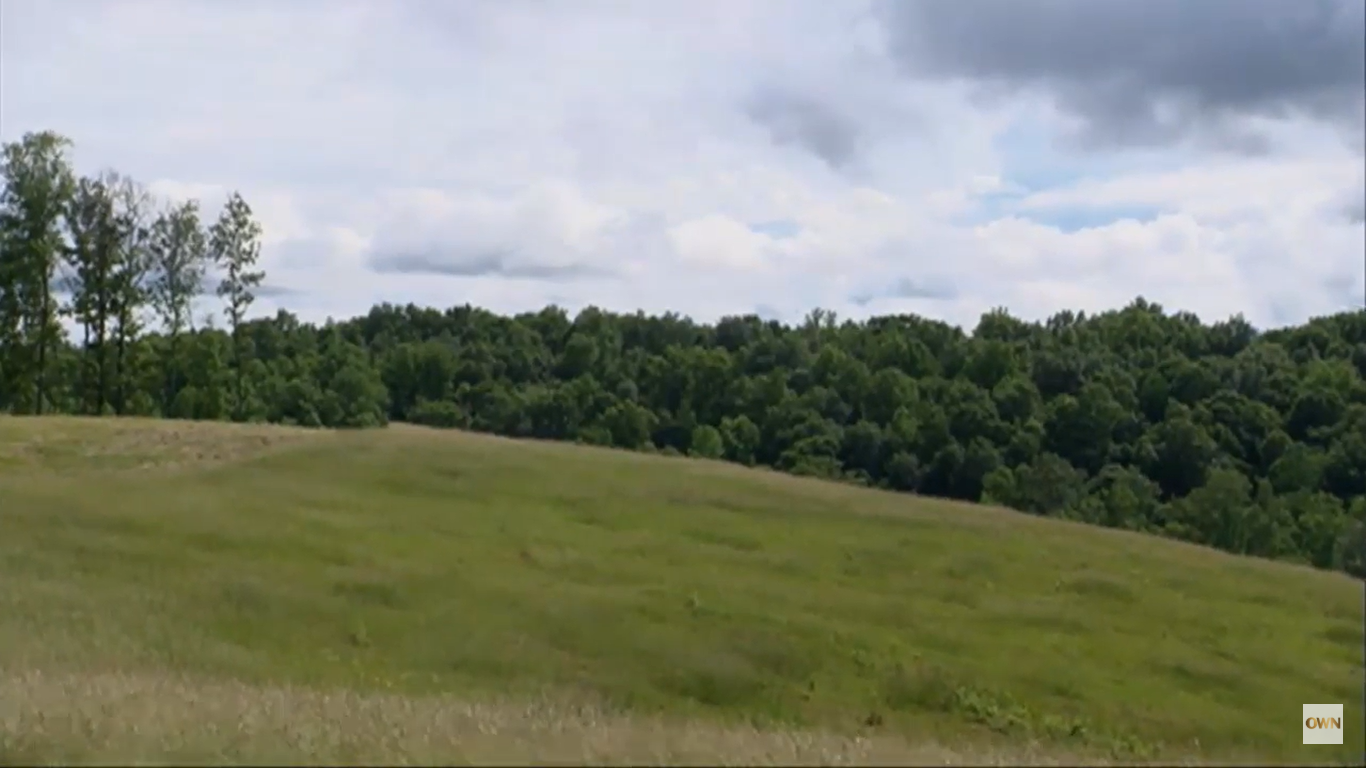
0, 416, 1361, 765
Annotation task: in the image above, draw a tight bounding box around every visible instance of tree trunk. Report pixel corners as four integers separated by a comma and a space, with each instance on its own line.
115, 322, 127, 415
81, 321, 92, 414
234, 329, 245, 421
34, 287, 48, 415
164, 331, 179, 416
96, 302, 108, 415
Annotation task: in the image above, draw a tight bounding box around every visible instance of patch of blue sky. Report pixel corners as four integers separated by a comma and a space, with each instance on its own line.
849, 275, 957, 307
942, 117, 1191, 229
748, 219, 801, 239
1024, 204, 1163, 233
991, 116, 1199, 194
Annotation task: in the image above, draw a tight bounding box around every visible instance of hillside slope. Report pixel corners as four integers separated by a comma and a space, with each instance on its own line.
0, 416, 1361, 765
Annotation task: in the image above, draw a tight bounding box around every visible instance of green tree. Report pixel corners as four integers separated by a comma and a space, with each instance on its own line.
8, 133, 1366, 577
689, 424, 724, 459
1163, 468, 1254, 553
1288, 492, 1351, 569
208, 192, 265, 421
0, 131, 76, 413
993, 452, 1088, 517
1142, 404, 1217, 499
720, 414, 760, 465
602, 400, 657, 449
147, 199, 209, 414
106, 174, 153, 415
62, 173, 119, 414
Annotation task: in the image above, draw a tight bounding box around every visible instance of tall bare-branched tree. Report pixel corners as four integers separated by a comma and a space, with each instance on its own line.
62, 171, 154, 414
62, 173, 118, 413
148, 198, 208, 413
208, 192, 264, 421
107, 174, 153, 414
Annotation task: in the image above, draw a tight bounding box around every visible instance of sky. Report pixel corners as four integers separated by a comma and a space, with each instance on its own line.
2, 0, 1363, 332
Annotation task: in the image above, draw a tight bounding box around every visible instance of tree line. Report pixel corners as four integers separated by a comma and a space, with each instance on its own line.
3, 130, 1364, 577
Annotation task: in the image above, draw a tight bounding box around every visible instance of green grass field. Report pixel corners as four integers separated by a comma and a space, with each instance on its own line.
0, 416, 1361, 765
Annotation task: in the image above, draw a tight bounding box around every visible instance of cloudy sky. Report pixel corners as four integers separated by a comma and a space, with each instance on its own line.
2, 0, 1363, 331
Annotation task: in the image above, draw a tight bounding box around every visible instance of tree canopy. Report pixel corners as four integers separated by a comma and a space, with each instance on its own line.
3, 131, 1364, 577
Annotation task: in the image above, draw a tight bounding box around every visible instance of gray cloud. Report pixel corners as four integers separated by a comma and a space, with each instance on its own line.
754, 303, 783, 321
272, 239, 339, 271
368, 248, 609, 281
744, 86, 862, 169
1323, 268, 1366, 310
255, 284, 300, 299
890, 277, 957, 300
191, 274, 298, 299
1321, 177, 1366, 223
1347, 191, 1366, 224
880, 0, 1366, 151
13, 0, 1365, 334
851, 276, 957, 306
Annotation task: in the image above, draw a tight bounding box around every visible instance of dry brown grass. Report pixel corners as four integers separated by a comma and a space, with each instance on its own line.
0, 668, 1195, 767
0, 415, 325, 474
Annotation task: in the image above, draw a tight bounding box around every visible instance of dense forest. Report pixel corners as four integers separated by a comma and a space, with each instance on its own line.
3, 131, 1365, 577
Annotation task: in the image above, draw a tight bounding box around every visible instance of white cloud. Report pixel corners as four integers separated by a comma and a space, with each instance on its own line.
1, 0, 1361, 334
1017, 159, 1359, 222
669, 215, 774, 272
